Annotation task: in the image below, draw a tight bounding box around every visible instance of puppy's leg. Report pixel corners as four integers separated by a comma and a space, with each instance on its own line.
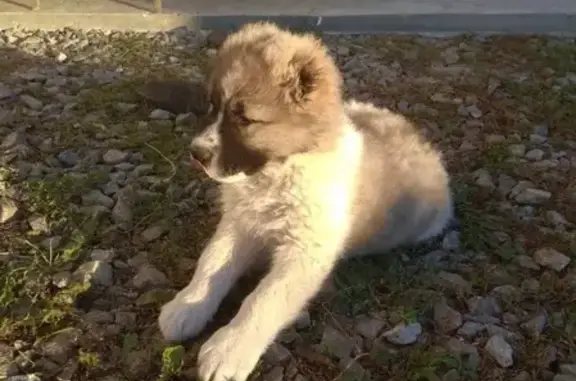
158, 218, 255, 342
197, 239, 341, 381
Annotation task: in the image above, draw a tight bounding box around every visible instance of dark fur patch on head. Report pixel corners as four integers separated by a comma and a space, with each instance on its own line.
194, 22, 346, 178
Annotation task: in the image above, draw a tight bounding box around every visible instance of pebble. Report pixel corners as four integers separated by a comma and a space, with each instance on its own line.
90, 249, 115, 262
102, 149, 129, 165
382, 323, 422, 345
514, 188, 552, 205
354, 316, 385, 340
515, 255, 540, 270
73, 260, 114, 287
263, 343, 291, 364
1, 198, 19, 223
132, 265, 170, 289
485, 335, 514, 368
521, 313, 547, 337
57, 150, 80, 167
533, 248, 571, 271
436, 271, 472, 293
318, 325, 355, 360
457, 321, 485, 339
20, 94, 43, 110
525, 148, 545, 161
508, 144, 526, 157
149, 108, 173, 120
434, 299, 463, 333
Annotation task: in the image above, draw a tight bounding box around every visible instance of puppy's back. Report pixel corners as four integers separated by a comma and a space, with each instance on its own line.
343, 101, 453, 255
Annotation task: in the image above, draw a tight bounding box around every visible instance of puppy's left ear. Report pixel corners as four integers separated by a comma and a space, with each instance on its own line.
284, 45, 337, 104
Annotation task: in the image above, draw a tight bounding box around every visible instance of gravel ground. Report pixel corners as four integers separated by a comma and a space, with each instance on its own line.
0, 27, 575, 381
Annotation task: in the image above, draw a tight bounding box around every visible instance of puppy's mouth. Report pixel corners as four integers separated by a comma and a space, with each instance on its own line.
189, 154, 206, 171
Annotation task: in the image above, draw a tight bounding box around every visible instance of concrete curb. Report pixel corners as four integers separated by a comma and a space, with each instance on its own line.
0, 12, 575, 35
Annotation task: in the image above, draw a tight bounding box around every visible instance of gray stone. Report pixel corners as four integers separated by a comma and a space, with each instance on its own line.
263, 366, 284, 381
90, 249, 115, 262
123, 350, 152, 379
515, 255, 540, 270
355, 317, 385, 340
554, 376, 576, 381
52, 271, 72, 288
382, 322, 422, 345
84, 310, 114, 325
140, 224, 167, 242
560, 364, 576, 376
485, 335, 514, 368
530, 134, 548, 144
149, 108, 173, 120
508, 144, 526, 157
467, 296, 502, 316
533, 248, 571, 271
534, 124, 549, 137
132, 265, 170, 289
521, 313, 547, 337
73, 260, 113, 287
102, 149, 129, 165
82, 190, 114, 209
442, 231, 461, 252
57, 150, 80, 167
111, 198, 132, 226
436, 271, 472, 293
262, 342, 291, 364
434, 299, 463, 333
36, 328, 82, 365
114, 311, 137, 328
472, 168, 496, 189
513, 371, 532, 381
521, 278, 540, 293
20, 94, 43, 110
514, 188, 552, 205
525, 148, 545, 161
457, 321, 485, 339
318, 325, 355, 360
546, 210, 572, 227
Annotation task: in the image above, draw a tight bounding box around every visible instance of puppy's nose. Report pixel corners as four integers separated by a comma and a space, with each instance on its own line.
190, 144, 213, 166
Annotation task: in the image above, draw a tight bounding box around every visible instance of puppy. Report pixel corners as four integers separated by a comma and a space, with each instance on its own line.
158, 22, 453, 381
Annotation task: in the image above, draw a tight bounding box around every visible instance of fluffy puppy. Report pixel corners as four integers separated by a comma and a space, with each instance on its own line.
158, 22, 453, 381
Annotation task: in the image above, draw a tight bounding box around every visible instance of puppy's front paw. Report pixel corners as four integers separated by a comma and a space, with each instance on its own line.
197, 324, 265, 381
158, 296, 213, 342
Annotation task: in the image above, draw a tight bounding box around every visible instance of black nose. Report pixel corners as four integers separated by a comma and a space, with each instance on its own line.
190, 144, 213, 165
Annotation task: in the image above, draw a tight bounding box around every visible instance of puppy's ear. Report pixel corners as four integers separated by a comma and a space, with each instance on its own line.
284, 49, 327, 103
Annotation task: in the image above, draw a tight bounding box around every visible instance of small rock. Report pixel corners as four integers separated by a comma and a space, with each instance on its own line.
103, 149, 129, 165
84, 310, 114, 325
124, 350, 152, 379
318, 325, 355, 360
497, 174, 518, 197
115, 311, 137, 328
262, 343, 291, 364
56, 52, 68, 62
111, 198, 132, 226
263, 366, 284, 381
467, 296, 502, 317
508, 144, 526, 157
149, 108, 173, 120
485, 335, 514, 368
140, 224, 167, 242
514, 188, 551, 205
434, 299, 463, 333
382, 322, 422, 345
546, 210, 572, 227
442, 231, 461, 252
82, 190, 114, 209
175, 112, 197, 125
52, 271, 72, 288
36, 328, 82, 365
73, 260, 113, 287
472, 168, 496, 190
534, 124, 549, 137
559, 364, 576, 376
466, 104, 483, 118
132, 265, 170, 289
135, 288, 176, 306
443, 369, 460, 381
521, 313, 547, 337
1, 198, 19, 223
436, 271, 472, 293
457, 321, 485, 339
525, 148, 545, 161
57, 150, 80, 167
513, 371, 532, 381
533, 248, 571, 271
554, 375, 576, 381
355, 317, 385, 340
515, 255, 540, 270
20, 94, 43, 110
486, 324, 522, 343
90, 249, 115, 262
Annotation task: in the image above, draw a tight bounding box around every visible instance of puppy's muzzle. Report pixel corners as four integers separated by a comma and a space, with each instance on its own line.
190, 143, 213, 168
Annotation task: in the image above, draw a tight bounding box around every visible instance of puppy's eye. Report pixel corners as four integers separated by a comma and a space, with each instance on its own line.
231, 103, 253, 126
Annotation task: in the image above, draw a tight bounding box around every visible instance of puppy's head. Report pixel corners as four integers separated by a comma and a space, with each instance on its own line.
190, 22, 344, 183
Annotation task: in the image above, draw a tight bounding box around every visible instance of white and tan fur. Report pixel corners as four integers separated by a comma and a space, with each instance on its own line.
158, 23, 453, 381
